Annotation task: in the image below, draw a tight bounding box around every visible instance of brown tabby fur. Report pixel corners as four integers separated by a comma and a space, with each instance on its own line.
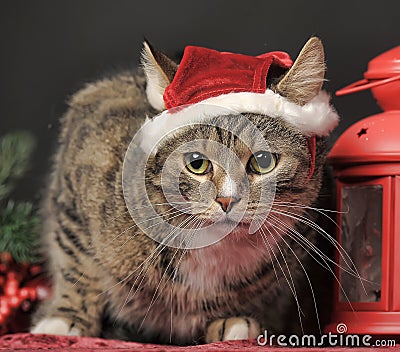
32, 38, 334, 345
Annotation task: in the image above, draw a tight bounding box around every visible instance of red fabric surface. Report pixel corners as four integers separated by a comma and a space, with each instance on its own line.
163, 46, 292, 109
0, 333, 397, 351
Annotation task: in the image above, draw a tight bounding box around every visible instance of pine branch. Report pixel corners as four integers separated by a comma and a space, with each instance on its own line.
0, 131, 39, 263
0, 200, 40, 263
0, 132, 35, 202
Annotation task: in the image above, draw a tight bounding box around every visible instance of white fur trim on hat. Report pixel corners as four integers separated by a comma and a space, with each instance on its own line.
138, 89, 339, 154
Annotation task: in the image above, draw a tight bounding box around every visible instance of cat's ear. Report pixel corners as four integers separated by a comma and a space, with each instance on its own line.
141, 41, 178, 110
275, 37, 325, 106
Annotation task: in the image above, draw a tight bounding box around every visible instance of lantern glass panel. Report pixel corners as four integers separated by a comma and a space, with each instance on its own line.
340, 185, 382, 303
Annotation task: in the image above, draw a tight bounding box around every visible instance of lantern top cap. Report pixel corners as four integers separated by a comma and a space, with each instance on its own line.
365, 46, 400, 79
328, 111, 400, 167
336, 46, 400, 98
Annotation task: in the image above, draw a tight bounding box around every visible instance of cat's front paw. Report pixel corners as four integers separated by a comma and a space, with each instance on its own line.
205, 317, 260, 343
31, 317, 81, 336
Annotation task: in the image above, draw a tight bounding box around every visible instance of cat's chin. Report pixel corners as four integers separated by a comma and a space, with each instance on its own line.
229, 222, 252, 234
218, 220, 279, 239
186, 217, 277, 248
202, 219, 254, 237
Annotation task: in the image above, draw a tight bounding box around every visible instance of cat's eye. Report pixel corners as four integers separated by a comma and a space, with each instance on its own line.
184, 152, 211, 175
248, 151, 277, 174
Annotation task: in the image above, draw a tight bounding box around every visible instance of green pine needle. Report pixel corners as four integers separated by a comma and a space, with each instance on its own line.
0, 200, 40, 263
0, 131, 40, 263
0, 131, 35, 202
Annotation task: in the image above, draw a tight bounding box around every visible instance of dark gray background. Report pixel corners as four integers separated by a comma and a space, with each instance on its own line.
1, 0, 399, 201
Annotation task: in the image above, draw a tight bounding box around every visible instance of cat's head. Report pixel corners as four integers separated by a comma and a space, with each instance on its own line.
123, 38, 338, 249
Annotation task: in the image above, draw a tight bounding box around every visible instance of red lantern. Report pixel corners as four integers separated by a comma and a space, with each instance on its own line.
325, 46, 400, 335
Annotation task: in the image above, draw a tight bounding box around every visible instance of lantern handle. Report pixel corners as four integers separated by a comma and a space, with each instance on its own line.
336, 74, 400, 96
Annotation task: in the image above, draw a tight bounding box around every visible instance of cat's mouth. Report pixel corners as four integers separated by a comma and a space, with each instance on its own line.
195, 214, 274, 237
199, 217, 253, 233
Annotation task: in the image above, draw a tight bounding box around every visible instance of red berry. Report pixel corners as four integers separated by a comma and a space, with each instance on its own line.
0, 264, 7, 273
0, 253, 12, 263
19, 288, 30, 300
5, 284, 18, 297
29, 288, 37, 301
0, 303, 10, 316
29, 265, 42, 276
7, 275, 16, 283
8, 295, 20, 308
0, 297, 8, 308
7, 271, 19, 282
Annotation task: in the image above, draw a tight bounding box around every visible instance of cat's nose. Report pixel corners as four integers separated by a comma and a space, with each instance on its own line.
215, 197, 239, 213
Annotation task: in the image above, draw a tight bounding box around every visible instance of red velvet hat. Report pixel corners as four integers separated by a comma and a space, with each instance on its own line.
163, 46, 293, 109
141, 44, 339, 177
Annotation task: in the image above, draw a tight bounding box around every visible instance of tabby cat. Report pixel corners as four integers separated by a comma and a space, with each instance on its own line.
31, 37, 339, 345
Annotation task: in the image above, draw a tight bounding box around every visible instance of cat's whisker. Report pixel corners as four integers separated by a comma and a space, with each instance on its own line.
84, 203, 194, 255
270, 213, 354, 311
127, 227, 187, 302
261, 223, 305, 334
115, 207, 193, 250
273, 202, 341, 230
171, 217, 204, 281
138, 246, 182, 332
272, 200, 345, 214
113, 205, 195, 246
138, 215, 201, 332
137, 216, 202, 340
264, 219, 322, 333
257, 221, 304, 325
167, 229, 197, 344
126, 214, 197, 302
101, 210, 131, 225
248, 201, 343, 234
111, 207, 184, 242
86, 204, 196, 279
72, 271, 85, 287
267, 213, 357, 312
112, 215, 194, 326
138, 206, 197, 235
167, 218, 204, 343
268, 212, 361, 283
98, 229, 179, 297
270, 208, 364, 285
99, 202, 190, 232
105, 212, 194, 302
245, 229, 265, 252
109, 222, 195, 296
66, 209, 183, 297
252, 217, 281, 285
272, 209, 370, 300
271, 201, 343, 234
268, 214, 330, 271
96, 269, 137, 297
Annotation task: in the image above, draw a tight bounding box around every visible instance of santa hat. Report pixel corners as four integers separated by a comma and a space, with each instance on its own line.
140, 39, 339, 178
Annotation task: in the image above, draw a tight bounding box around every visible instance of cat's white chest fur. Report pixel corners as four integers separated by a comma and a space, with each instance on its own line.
179, 232, 273, 292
